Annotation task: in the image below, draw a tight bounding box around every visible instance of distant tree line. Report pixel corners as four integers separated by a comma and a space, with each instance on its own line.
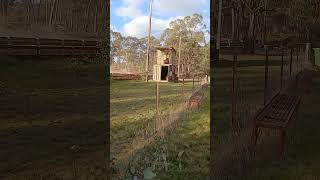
111, 13, 210, 77
0, 0, 107, 33
212, 0, 320, 51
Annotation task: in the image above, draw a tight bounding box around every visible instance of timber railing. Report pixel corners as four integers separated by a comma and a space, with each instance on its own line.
0, 36, 101, 56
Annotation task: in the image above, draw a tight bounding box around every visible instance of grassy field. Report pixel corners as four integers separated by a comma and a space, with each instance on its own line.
111, 80, 209, 179
212, 61, 320, 179
154, 91, 210, 179
0, 56, 107, 179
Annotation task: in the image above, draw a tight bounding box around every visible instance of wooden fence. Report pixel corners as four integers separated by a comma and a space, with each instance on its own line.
0, 36, 101, 56
110, 73, 141, 80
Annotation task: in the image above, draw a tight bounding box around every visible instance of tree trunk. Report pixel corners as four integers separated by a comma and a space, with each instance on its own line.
94, 3, 98, 33
85, 0, 92, 32
264, 0, 267, 44
2, 0, 8, 25
248, 13, 255, 53
53, 0, 58, 25
216, 0, 223, 49
37, 0, 42, 24
231, 8, 235, 40
49, 0, 56, 25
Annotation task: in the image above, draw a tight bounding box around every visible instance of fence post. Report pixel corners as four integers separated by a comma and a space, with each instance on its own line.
305, 43, 310, 67
231, 55, 237, 131
155, 81, 160, 134
280, 48, 284, 90
296, 46, 299, 74
61, 39, 65, 55
81, 39, 85, 56
7, 36, 11, 55
36, 38, 40, 56
264, 46, 269, 106
290, 47, 293, 76
182, 75, 185, 101
193, 76, 194, 90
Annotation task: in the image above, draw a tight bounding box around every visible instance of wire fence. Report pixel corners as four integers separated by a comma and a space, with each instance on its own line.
216, 43, 311, 134
111, 75, 208, 179
211, 43, 312, 178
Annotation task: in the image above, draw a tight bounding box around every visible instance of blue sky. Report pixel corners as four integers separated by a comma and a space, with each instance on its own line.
110, 0, 210, 41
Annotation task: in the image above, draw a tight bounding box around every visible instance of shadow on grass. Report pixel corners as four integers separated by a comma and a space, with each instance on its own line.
0, 56, 107, 179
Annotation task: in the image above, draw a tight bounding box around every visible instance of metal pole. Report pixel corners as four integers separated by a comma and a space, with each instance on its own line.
280, 48, 284, 90
231, 8, 235, 40
155, 81, 159, 132
263, 0, 267, 44
290, 48, 293, 76
193, 76, 194, 89
182, 76, 185, 101
296, 47, 299, 74
178, 32, 182, 78
231, 55, 237, 130
264, 46, 269, 106
145, 0, 153, 82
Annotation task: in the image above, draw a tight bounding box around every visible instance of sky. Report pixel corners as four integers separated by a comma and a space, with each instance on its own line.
110, 0, 210, 41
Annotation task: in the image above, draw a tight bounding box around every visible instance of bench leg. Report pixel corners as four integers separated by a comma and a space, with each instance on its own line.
252, 126, 259, 147
280, 129, 286, 156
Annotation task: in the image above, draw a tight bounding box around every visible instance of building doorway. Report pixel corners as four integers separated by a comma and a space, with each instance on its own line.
161, 66, 168, 80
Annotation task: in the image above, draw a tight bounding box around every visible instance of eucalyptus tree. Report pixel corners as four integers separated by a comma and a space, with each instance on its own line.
161, 13, 207, 77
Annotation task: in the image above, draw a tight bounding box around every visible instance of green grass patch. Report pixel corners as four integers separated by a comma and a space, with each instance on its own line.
111, 80, 209, 179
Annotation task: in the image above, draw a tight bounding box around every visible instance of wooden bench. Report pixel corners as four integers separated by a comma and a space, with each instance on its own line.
252, 93, 301, 155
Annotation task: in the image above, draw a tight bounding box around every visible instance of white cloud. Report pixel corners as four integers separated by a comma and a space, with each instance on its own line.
114, 0, 210, 38
111, 25, 118, 32
123, 16, 183, 38
114, 0, 145, 19
153, 0, 208, 16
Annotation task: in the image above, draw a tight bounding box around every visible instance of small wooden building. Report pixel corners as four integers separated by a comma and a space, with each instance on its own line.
153, 46, 177, 82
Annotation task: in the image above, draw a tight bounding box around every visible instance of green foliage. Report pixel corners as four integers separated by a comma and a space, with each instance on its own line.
110, 30, 160, 73
160, 13, 208, 76
110, 13, 209, 75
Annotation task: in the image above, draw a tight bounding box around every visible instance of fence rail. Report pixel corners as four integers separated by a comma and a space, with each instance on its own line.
0, 36, 101, 56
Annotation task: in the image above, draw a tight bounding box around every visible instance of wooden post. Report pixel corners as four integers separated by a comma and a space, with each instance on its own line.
253, 126, 259, 146
61, 39, 65, 55
178, 32, 182, 78
155, 81, 159, 133
264, 46, 269, 106
192, 76, 194, 89
280, 129, 286, 156
263, 0, 267, 44
296, 47, 299, 74
182, 76, 185, 100
81, 39, 85, 56
280, 48, 284, 90
231, 55, 237, 130
231, 8, 235, 40
7, 36, 11, 55
36, 38, 40, 56
290, 48, 293, 76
